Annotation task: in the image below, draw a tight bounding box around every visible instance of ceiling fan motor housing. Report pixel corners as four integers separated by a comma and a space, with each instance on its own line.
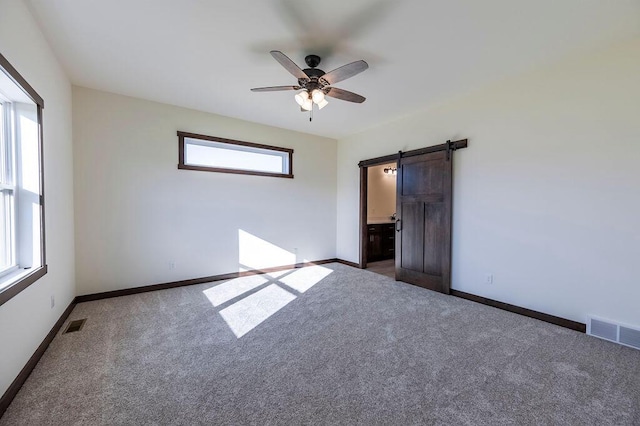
304, 54, 321, 68
302, 55, 327, 86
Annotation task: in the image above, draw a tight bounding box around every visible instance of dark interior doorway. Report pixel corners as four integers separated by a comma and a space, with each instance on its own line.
358, 157, 399, 270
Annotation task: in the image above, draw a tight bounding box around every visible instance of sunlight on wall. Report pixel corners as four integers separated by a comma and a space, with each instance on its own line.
219, 284, 296, 338
238, 229, 296, 270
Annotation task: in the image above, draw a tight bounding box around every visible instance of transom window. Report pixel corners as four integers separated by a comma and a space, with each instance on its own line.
178, 131, 293, 178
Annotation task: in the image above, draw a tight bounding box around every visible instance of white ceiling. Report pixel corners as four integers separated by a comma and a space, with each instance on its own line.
27, 0, 640, 139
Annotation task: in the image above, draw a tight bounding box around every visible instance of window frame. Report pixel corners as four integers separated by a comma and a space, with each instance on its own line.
177, 131, 294, 179
0, 99, 17, 277
0, 52, 47, 307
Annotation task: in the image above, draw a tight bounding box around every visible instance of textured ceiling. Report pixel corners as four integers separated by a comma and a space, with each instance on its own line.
27, 0, 640, 139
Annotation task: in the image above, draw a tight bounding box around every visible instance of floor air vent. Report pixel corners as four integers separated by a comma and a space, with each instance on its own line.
587, 316, 640, 350
64, 319, 87, 334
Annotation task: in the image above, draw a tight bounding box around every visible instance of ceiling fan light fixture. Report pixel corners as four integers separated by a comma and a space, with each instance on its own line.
317, 98, 329, 110
301, 97, 313, 111
294, 90, 309, 107
311, 89, 325, 104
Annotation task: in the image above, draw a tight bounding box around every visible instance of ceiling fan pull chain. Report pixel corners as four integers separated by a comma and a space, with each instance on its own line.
310, 104, 313, 122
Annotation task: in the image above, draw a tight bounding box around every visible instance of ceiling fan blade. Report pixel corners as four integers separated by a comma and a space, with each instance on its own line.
270, 50, 309, 80
320, 60, 368, 85
325, 87, 366, 103
251, 85, 300, 92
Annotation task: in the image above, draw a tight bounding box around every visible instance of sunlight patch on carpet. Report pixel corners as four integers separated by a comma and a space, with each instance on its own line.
203, 230, 334, 337
279, 265, 333, 293
219, 284, 296, 338
203, 275, 268, 307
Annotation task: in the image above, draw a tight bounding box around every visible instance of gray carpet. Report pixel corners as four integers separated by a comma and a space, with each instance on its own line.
2, 263, 639, 425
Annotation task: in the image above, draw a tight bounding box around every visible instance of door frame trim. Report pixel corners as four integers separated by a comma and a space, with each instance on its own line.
358, 139, 467, 269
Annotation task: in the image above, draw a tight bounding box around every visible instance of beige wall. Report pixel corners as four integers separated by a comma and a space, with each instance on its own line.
0, 0, 75, 396
367, 163, 396, 222
337, 39, 640, 326
73, 87, 337, 295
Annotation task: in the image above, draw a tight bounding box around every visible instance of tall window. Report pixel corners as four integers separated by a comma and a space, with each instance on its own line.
0, 99, 16, 274
0, 53, 46, 306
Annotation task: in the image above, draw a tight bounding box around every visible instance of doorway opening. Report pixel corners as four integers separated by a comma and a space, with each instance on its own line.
358, 140, 468, 293
362, 162, 398, 279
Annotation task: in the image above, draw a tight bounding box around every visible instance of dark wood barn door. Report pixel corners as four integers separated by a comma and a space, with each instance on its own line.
395, 150, 453, 293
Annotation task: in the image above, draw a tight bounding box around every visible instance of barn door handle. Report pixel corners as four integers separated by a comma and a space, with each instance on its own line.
396, 219, 401, 232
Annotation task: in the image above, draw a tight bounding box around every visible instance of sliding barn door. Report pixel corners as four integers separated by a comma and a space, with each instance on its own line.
395, 150, 452, 293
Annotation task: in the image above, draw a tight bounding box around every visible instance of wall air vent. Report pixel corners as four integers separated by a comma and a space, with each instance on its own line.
589, 318, 617, 341
619, 326, 640, 350
587, 316, 640, 350
64, 319, 87, 334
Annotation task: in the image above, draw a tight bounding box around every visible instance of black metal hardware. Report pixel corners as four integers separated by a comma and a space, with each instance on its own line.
446, 139, 457, 161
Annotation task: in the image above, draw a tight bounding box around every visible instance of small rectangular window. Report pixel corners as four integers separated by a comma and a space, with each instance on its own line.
178, 131, 293, 178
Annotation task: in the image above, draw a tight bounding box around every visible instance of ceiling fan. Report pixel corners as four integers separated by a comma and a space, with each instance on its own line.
251, 50, 368, 120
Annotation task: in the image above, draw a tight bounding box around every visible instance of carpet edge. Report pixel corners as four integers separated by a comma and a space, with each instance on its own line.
75, 258, 349, 303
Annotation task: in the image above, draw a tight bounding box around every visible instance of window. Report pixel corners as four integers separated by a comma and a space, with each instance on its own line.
178, 131, 293, 178
0, 100, 15, 274
0, 53, 46, 306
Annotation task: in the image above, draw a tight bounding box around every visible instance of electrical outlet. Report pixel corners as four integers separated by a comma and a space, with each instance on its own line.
486, 274, 494, 285
50, 295, 55, 309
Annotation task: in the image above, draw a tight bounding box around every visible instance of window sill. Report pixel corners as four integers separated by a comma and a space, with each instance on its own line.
0, 265, 48, 306
178, 164, 294, 179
